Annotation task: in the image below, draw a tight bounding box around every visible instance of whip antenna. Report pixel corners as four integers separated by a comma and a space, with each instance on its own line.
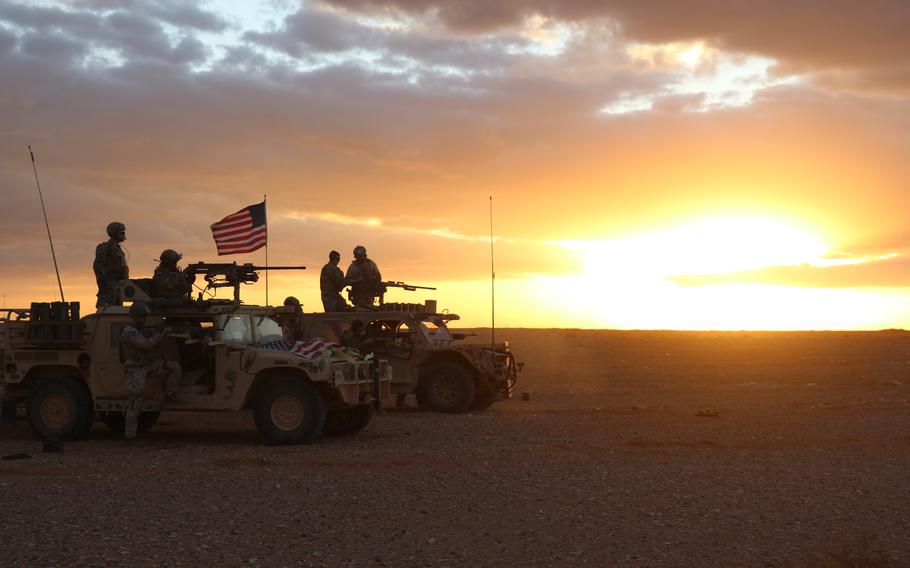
28, 145, 65, 302
264, 193, 269, 306
489, 196, 495, 352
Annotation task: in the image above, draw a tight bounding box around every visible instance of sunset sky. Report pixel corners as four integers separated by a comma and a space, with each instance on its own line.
2, 0, 909, 329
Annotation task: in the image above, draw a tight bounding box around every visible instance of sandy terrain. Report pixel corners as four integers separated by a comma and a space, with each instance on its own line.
2, 329, 910, 567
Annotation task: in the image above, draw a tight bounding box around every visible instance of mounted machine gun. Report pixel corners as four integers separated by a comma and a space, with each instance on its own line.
378, 281, 436, 307
184, 262, 306, 303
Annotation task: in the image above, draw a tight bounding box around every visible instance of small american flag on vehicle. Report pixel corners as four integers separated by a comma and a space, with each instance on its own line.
260, 338, 340, 359
210, 202, 267, 255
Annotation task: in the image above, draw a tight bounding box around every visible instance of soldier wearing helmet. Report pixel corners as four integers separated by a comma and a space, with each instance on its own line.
120, 301, 180, 443
153, 249, 195, 300
345, 245, 382, 310
320, 250, 351, 312
279, 296, 305, 341
93, 221, 129, 309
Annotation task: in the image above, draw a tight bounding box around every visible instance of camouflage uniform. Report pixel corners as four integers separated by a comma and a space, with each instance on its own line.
281, 315, 305, 342
320, 261, 349, 312
153, 265, 194, 299
120, 325, 180, 439
93, 240, 128, 308
345, 258, 382, 310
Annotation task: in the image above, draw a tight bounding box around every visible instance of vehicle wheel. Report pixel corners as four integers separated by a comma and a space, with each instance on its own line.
254, 378, 327, 445
323, 404, 375, 436
418, 362, 476, 413
469, 387, 497, 411
26, 378, 94, 441
99, 411, 160, 435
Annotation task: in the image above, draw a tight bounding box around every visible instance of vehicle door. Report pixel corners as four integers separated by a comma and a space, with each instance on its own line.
91, 314, 164, 399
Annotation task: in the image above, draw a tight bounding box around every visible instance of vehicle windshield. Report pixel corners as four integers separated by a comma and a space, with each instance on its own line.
419, 318, 453, 343
255, 315, 284, 344
218, 315, 252, 344
216, 314, 285, 344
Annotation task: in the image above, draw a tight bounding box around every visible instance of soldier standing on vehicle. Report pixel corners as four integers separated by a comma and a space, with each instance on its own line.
120, 301, 180, 443
153, 249, 195, 300
93, 221, 129, 308
345, 245, 382, 310
279, 296, 305, 341
321, 250, 350, 312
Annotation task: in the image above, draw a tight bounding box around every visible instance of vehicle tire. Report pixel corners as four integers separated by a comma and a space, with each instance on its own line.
417, 362, 476, 413
99, 411, 160, 435
254, 378, 327, 445
469, 387, 497, 411
323, 404, 375, 436
26, 378, 94, 441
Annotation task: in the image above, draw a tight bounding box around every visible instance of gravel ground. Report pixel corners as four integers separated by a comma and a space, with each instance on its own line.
2, 329, 910, 567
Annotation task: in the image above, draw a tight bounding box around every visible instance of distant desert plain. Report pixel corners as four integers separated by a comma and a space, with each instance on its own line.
3, 329, 910, 567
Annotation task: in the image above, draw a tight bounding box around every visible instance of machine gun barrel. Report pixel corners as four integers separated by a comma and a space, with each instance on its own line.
381, 280, 436, 292
184, 262, 307, 272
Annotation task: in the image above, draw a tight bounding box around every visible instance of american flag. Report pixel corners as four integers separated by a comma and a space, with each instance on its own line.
210, 202, 267, 255
260, 338, 340, 359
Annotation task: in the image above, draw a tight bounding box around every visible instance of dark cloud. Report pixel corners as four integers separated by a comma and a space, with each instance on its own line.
144, 0, 229, 32
0, 1, 222, 65
62, 0, 229, 32
324, 0, 910, 92
245, 9, 374, 55
19, 30, 86, 60
243, 6, 529, 76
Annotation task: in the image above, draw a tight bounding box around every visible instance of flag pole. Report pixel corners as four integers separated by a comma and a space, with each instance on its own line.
264, 194, 269, 306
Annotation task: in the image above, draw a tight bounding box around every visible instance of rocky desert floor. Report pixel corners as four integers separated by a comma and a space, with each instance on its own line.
2, 329, 910, 567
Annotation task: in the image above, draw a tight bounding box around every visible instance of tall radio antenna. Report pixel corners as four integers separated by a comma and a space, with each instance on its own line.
489, 196, 495, 352
29, 145, 65, 302
264, 193, 269, 306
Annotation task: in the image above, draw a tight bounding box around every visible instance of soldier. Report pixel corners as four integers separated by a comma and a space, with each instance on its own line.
120, 301, 180, 443
279, 296, 305, 341
340, 319, 375, 354
345, 245, 382, 310
320, 250, 350, 312
93, 221, 129, 308
153, 249, 195, 300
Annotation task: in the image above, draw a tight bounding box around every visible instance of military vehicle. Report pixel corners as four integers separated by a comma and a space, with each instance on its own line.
0, 298, 391, 444
297, 300, 518, 413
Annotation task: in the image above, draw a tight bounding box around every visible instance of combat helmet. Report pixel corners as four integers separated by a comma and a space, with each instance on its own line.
128, 301, 150, 320
353, 245, 367, 259
106, 221, 126, 238
159, 249, 182, 264
283, 296, 301, 310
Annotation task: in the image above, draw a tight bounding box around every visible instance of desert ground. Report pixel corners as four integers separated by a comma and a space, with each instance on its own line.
2, 329, 910, 567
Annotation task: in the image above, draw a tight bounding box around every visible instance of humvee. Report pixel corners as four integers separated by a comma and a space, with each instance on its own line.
296, 301, 518, 413
0, 300, 391, 444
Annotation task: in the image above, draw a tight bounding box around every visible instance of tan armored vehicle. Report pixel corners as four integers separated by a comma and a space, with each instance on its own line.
299, 301, 518, 413
0, 299, 391, 444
